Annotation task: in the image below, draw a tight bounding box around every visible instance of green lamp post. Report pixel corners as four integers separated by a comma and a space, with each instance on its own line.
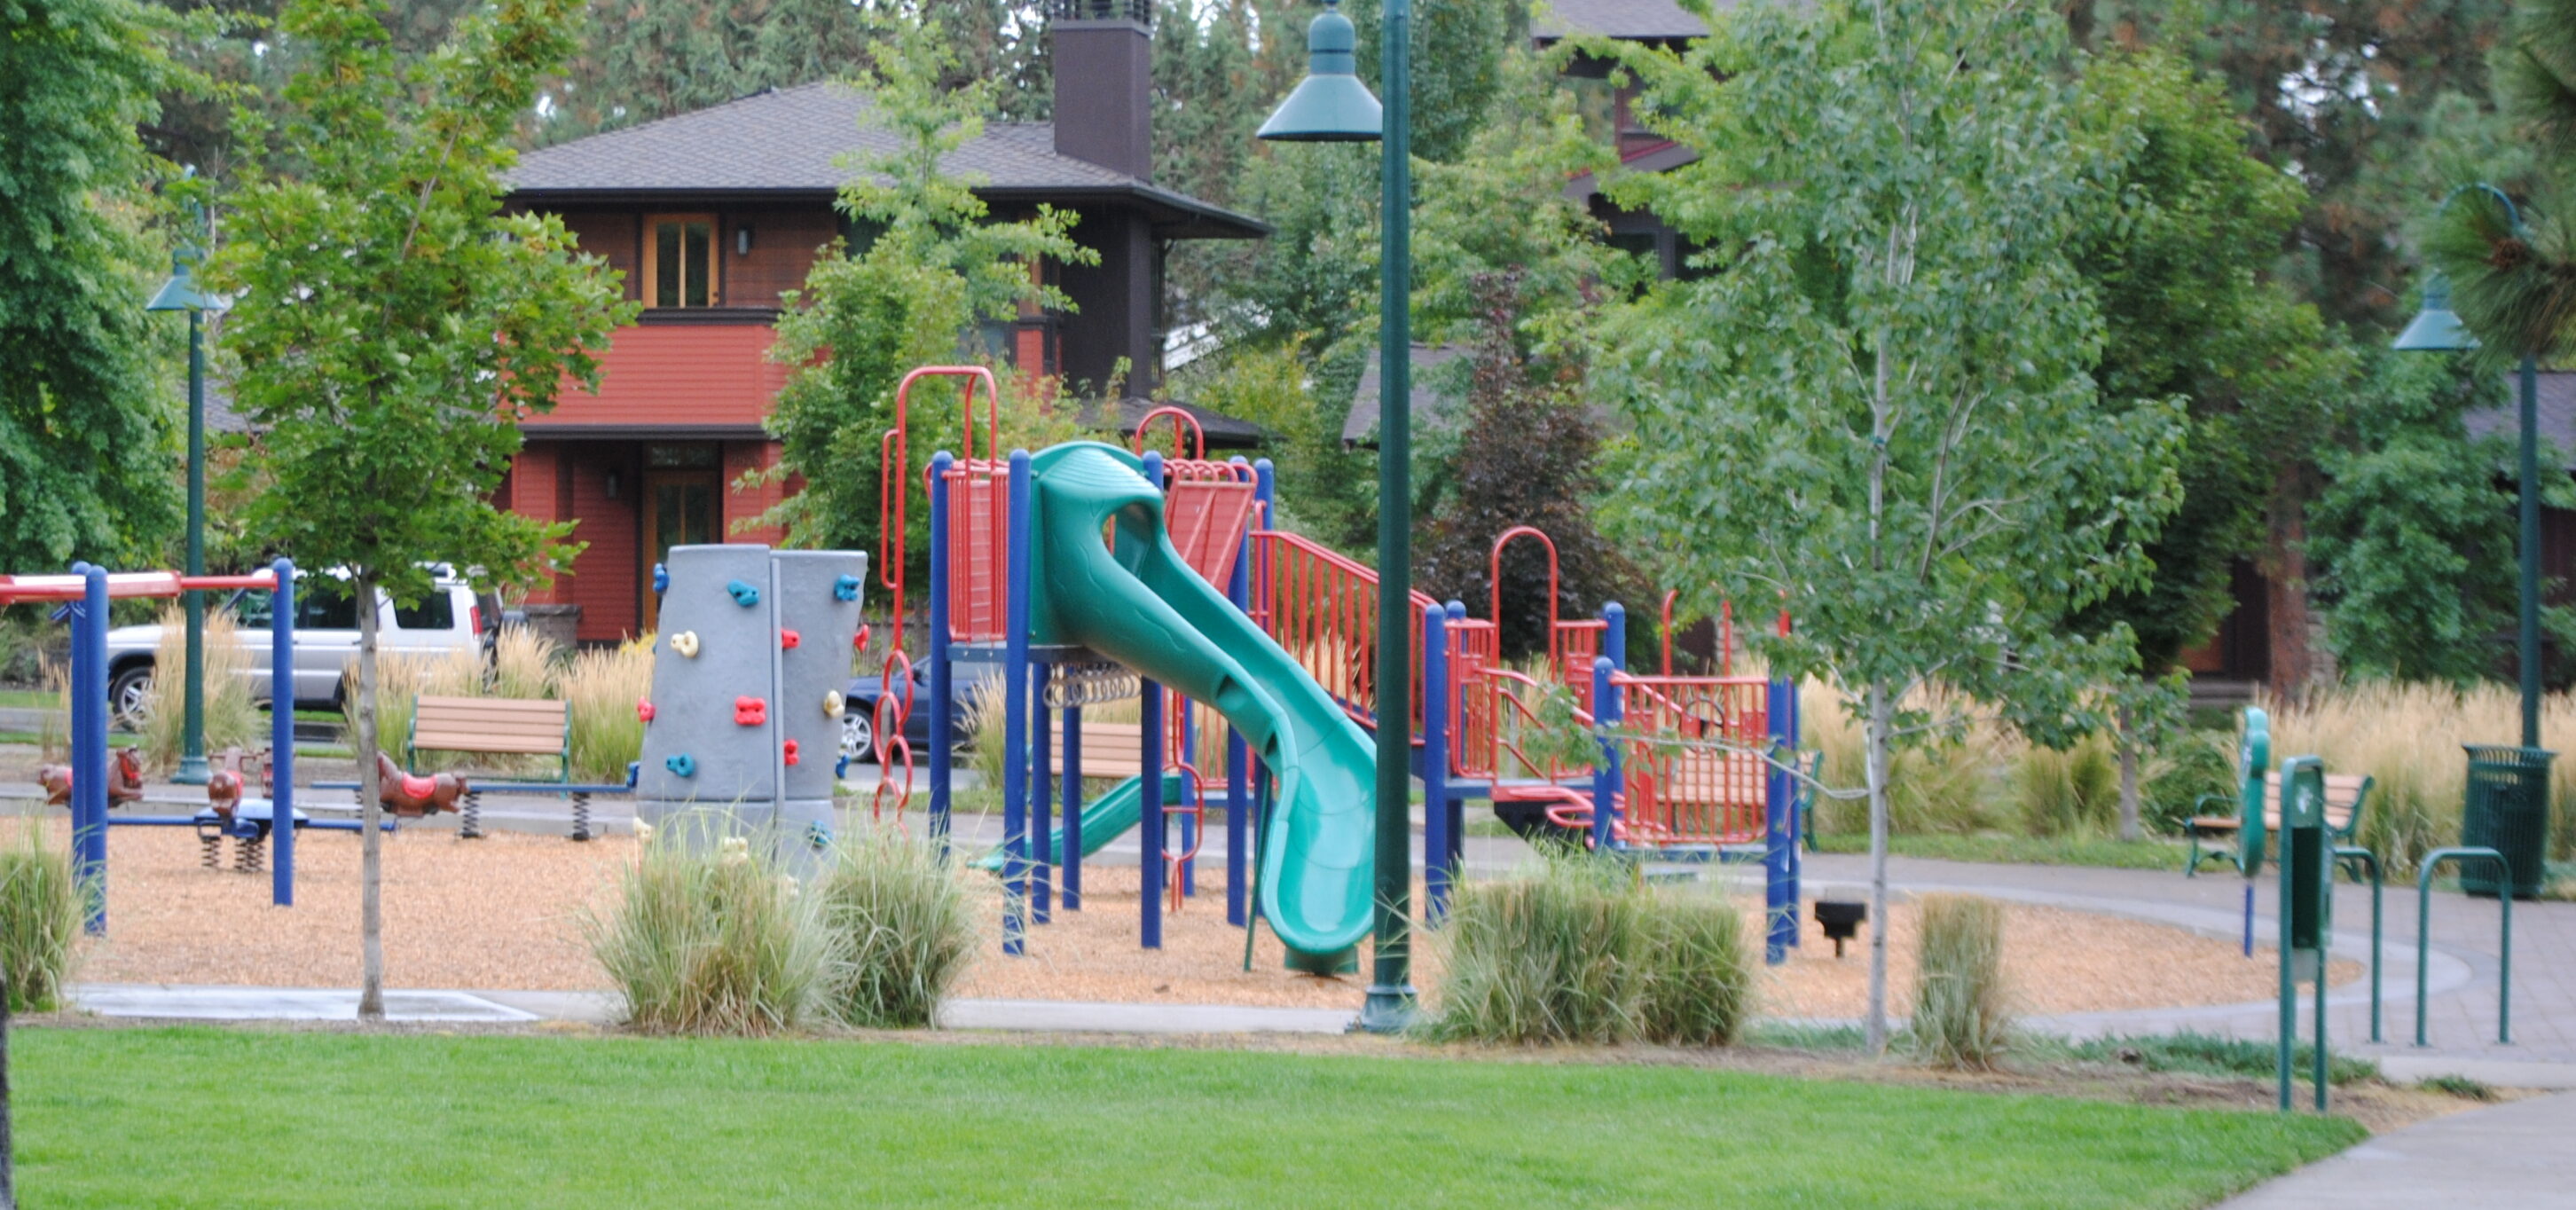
1260, 0, 1414, 1033
147, 233, 218, 785
2396, 185, 2541, 748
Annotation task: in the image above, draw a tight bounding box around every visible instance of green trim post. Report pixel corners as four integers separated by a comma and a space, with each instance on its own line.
2415, 846, 2513, 1047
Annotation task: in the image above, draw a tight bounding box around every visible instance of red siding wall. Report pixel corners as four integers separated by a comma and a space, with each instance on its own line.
532, 323, 786, 430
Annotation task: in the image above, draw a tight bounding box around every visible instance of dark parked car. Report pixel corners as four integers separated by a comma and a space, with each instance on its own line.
841, 656, 999, 763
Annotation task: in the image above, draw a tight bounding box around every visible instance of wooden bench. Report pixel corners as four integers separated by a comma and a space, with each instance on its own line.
2186, 771, 2374, 876
408, 695, 571, 783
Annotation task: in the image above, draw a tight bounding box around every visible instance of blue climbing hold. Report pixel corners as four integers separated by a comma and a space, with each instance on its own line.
664, 753, 697, 777
653, 562, 669, 594
726, 578, 761, 607
833, 574, 862, 602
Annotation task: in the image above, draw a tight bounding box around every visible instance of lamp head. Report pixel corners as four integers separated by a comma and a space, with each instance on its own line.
146, 251, 212, 313
2393, 271, 2478, 352
1257, 0, 1382, 143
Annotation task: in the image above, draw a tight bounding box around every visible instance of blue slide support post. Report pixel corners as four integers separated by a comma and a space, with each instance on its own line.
1062, 702, 1083, 910
1001, 451, 1033, 955
74, 564, 107, 933
1422, 602, 1450, 920
1590, 657, 1621, 852
271, 558, 297, 907
928, 452, 954, 861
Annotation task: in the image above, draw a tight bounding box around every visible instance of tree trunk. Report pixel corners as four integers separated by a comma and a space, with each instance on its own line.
1863, 680, 1894, 1056
2116, 698, 2142, 842
2262, 468, 2313, 701
356, 573, 386, 1021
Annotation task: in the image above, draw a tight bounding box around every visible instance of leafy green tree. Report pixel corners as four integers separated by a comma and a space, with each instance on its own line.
2, 0, 188, 573
758, 15, 1089, 571
2308, 351, 2564, 682
1598, 0, 2182, 1051
210, 0, 631, 1018
2065, 49, 2351, 831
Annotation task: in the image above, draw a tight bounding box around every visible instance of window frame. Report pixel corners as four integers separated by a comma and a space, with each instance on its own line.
640, 212, 719, 308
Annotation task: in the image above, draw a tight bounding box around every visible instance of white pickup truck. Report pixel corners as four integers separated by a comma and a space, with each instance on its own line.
101, 571, 495, 722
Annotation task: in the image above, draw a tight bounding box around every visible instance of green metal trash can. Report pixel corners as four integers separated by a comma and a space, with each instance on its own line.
2462, 744, 2555, 899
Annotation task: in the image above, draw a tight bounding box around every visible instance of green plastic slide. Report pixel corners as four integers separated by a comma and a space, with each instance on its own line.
1019, 442, 1377, 962
969, 770, 1190, 873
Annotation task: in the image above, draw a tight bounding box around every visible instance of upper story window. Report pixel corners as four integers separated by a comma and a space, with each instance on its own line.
644, 214, 716, 307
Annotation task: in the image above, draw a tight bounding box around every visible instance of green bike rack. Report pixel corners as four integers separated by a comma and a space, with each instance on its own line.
2275, 757, 2332, 1112
2334, 845, 2384, 1042
2415, 846, 2513, 1048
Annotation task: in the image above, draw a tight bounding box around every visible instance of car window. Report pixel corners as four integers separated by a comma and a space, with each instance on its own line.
297, 582, 360, 630
394, 593, 454, 631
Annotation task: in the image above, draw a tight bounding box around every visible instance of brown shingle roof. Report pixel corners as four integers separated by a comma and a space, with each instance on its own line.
507, 82, 1266, 238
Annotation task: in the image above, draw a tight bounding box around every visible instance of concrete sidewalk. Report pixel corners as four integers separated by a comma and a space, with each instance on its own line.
2216, 1091, 2576, 1207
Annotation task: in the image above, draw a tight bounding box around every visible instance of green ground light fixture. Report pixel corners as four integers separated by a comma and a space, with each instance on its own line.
1261, 0, 1415, 1033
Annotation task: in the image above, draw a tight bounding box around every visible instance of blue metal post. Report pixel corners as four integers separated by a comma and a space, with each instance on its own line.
1764, 676, 1795, 965
1590, 656, 1619, 852
74, 564, 107, 933
928, 452, 954, 860
1225, 458, 1254, 926
1032, 660, 1051, 923
1422, 602, 1450, 920
271, 558, 297, 907
1063, 702, 1083, 909
1141, 675, 1165, 949
1001, 451, 1033, 955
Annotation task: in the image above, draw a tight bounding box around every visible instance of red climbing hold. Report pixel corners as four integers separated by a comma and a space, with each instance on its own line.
637, 698, 656, 723
781, 628, 801, 650
783, 738, 801, 766
734, 696, 768, 726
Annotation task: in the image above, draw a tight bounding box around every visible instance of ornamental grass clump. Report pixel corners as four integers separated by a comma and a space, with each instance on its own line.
1430, 851, 1755, 1046
813, 825, 976, 1028
0, 824, 84, 1011
1910, 893, 2010, 1069
587, 829, 830, 1035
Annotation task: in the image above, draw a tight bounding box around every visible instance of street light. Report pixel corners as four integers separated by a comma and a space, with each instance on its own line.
1261, 0, 1414, 1033
2395, 185, 2542, 749
147, 232, 219, 785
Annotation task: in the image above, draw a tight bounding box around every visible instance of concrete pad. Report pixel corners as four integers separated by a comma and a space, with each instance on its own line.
2218, 1092, 2576, 1207
938, 997, 1356, 1034
72, 984, 540, 1023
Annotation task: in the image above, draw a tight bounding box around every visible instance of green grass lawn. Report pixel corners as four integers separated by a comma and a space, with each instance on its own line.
16, 1027, 2358, 1208
1812, 831, 2188, 871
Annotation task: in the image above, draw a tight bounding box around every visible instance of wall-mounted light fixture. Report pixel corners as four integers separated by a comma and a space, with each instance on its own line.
735, 225, 754, 256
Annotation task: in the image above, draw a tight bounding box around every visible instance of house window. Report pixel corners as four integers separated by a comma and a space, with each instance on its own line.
644, 214, 716, 307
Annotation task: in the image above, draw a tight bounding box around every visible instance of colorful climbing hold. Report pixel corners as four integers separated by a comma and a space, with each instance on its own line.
636, 698, 656, 723
782, 738, 801, 766
833, 574, 862, 601
822, 689, 844, 719
726, 578, 761, 607
652, 562, 669, 594
780, 628, 801, 650
670, 631, 700, 658
734, 696, 768, 726
664, 753, 696, 777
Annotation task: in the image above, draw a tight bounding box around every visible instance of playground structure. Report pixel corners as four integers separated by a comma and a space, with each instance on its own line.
0, 561, 303, 931
633, 543, 868, 875
870, 365, 1810, 969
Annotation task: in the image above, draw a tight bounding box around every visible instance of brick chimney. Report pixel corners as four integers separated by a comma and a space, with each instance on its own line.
1050, 0, 1152, 180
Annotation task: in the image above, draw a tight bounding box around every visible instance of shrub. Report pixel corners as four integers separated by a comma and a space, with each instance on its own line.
491, 625, 560, 700
1635, 892, 1754, 1046
1910, 893, 2009, 1069
137, 606, 264, 771
0, 824, 84, 1011
1429, 851, 1753, 1046
562, 637, 653, 782
585, 829, 832, 1035
813, 825, 976, 1027
2012, 733, 2118, 837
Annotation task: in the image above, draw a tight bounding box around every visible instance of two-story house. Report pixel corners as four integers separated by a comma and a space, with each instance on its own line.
497, 0, 1264, 642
